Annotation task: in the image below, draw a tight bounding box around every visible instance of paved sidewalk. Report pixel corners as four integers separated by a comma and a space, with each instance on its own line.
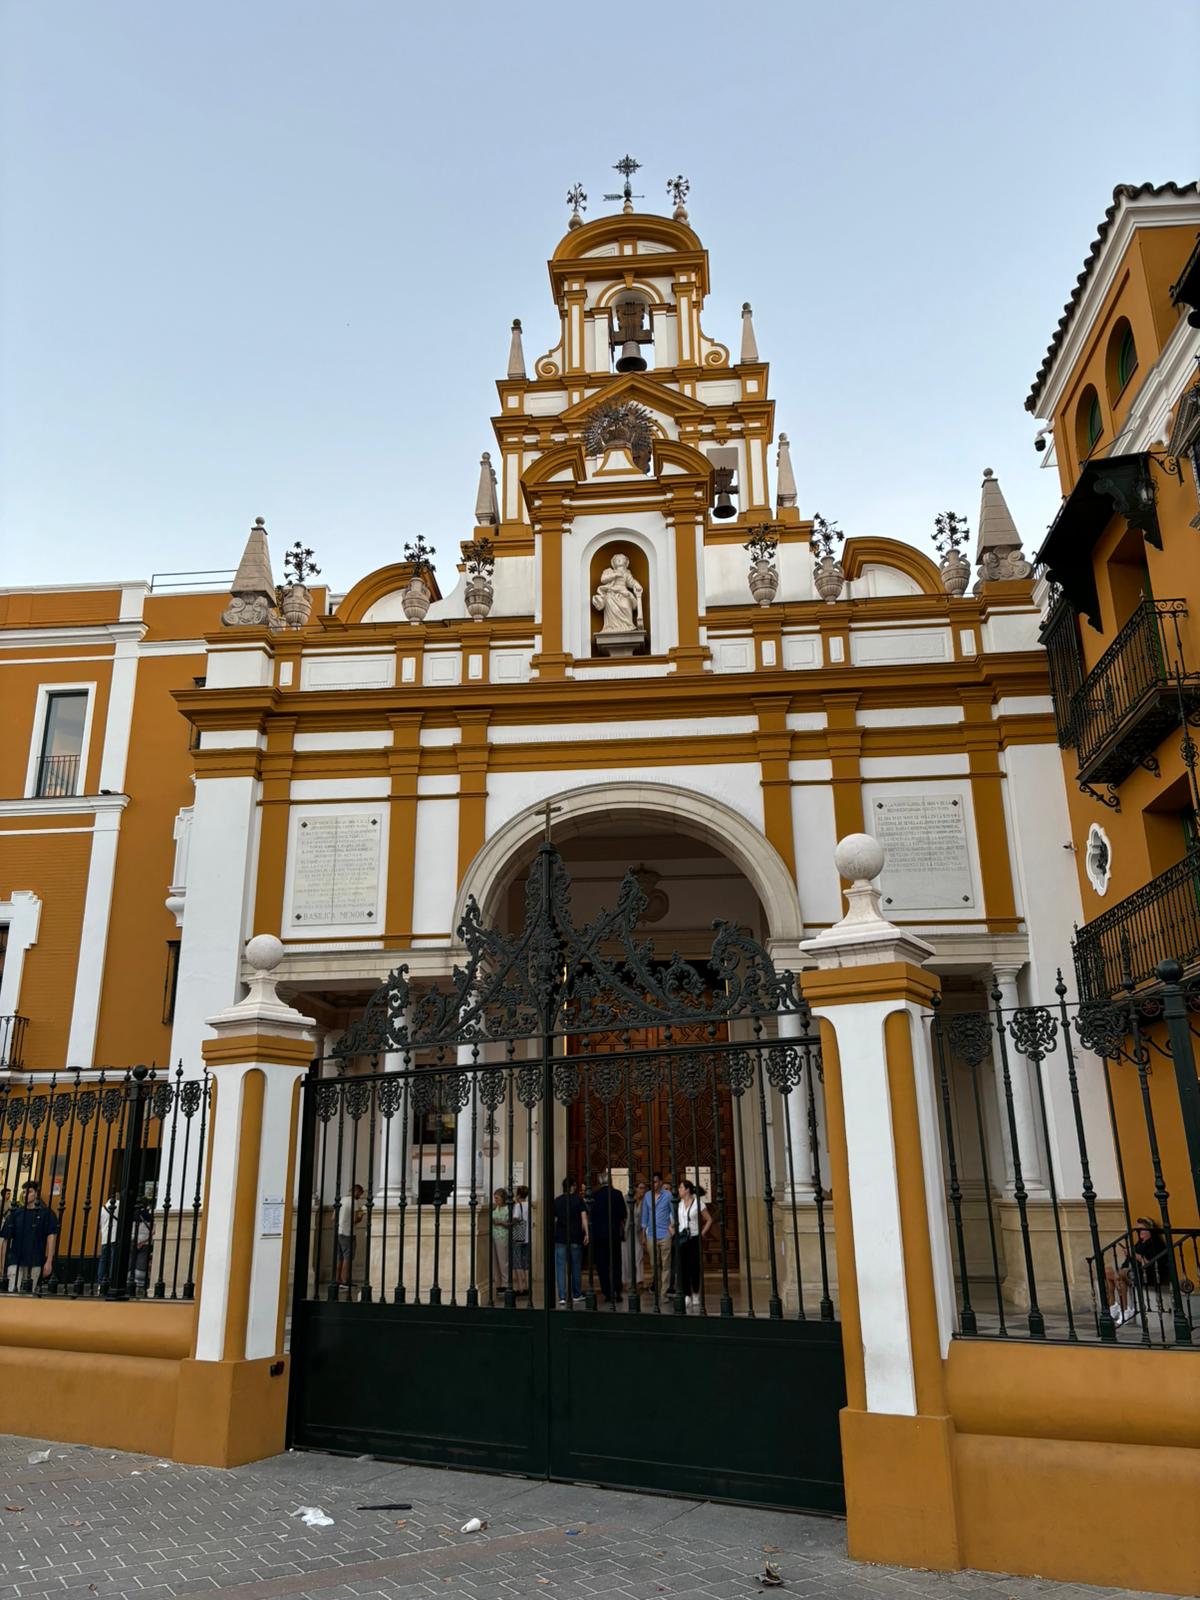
0, 1435, 1159, 1600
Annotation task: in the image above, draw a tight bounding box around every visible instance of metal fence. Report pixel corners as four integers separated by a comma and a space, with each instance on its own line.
0, 1065, 210, 1300
930, 963, 1200, 1348
296, 1031, 834, 1323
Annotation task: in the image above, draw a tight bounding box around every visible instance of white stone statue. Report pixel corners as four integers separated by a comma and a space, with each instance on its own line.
592, 552, 644, 634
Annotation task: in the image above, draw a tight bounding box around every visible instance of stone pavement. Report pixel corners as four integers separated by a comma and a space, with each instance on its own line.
0, 1435, 1160, 1600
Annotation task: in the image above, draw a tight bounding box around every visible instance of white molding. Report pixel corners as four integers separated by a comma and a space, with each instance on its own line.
1032, 194, 1200, 421
98, 636, 139, 793
22, 681, 98, 800
1111, 318, 1200, 454
0, 793, 129, 820
0, 891, 42, 1018
139, 638, 207, 657
0, 622, 145, 651
66, 806, 124, 1068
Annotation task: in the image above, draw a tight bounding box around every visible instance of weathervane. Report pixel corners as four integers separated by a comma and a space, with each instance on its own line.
566, 182, 587, 230
604, 154, 644, 213
666, 174, 690, 222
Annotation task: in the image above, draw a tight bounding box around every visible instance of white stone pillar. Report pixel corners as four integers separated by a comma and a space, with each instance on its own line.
377, 1038, 410, 1201
778, 1010, 816, 1198
991, 963, 1045, 1193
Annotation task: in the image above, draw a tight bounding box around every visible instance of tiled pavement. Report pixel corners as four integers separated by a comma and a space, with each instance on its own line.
0, 1435, 1161, 1600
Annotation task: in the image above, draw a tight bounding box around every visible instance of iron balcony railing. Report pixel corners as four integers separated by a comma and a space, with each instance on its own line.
1074, 847, 1200, 999
1068, 597, 1200, 786
0, 1015, 28, 1070
35, 752, 81, 799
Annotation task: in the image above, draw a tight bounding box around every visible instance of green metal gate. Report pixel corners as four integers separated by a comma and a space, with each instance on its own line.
287, 840, 845, 1513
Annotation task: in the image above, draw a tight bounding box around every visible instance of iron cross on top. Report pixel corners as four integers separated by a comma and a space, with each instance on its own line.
539, 801, 562, 842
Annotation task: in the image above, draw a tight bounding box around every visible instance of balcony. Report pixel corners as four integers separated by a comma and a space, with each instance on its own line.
1069, 597, 1200, 788
1074, 848, 1200, 999
0, 1014, 28, 1070
34, 752, 81, 799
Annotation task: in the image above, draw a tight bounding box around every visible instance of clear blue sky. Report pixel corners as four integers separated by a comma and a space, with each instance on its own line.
2, 1, 1197, 593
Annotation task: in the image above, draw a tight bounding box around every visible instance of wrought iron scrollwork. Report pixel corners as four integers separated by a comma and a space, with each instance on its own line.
947, 1010, 993, 1068
1075, 999, 1127, 1060
332, 841, 808, 1061
1008, 1006, 1058, 1061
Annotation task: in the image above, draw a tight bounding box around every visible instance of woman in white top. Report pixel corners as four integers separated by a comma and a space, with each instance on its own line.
676, 1179, 712, 1309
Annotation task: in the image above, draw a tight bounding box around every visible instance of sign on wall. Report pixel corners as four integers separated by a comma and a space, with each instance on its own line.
871, 795, 974, 911
290, 812, 383, 926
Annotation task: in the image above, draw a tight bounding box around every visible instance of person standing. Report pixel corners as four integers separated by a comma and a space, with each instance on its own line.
335, 1183, 365, 1292
132, 1194, 154, 1294
510, 1185, 531, 1298
676, 1179, 712, 1309
639, 1172, 674, 1298
629, 1179, 647, 1289
553, 1177, 588, 1306
0, 1182, 59, 1293
97, 1192, 120, 1290
489, 1188, 511, 1296
588, 1170, 627, 1304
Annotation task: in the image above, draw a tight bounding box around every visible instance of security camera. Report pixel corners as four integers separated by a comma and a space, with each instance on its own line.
1034, 428, 1050, 453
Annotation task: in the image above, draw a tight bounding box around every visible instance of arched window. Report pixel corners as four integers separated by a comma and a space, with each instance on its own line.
1117, 324, 1138, 388
1105, 318, 1139, 401
1076, 385, 1104, 460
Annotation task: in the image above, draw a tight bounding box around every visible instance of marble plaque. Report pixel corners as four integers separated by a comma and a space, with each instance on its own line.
291, 811, 382, 926
872, 794, 974, 911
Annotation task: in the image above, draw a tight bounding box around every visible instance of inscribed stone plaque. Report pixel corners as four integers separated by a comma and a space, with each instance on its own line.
291, 811, 382, 926
872, 794, 974, 911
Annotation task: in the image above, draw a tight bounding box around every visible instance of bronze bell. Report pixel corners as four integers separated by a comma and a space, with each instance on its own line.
611, 299, 652, 372
712, 464, 738, 519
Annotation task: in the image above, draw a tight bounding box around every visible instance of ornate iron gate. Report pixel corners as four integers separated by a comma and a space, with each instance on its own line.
287, 840, 844, 1512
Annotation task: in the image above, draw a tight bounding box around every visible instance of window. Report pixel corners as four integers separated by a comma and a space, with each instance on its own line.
35, 691, 88, 798
1086, 393, 1103, 448
162, 940, 181, 1025
1117, 325, 1138, 388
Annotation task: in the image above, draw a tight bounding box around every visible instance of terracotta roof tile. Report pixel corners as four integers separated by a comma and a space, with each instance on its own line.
1025, 181, 1200, 415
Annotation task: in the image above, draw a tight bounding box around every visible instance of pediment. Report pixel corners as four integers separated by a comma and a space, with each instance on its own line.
558, 373, 709, 427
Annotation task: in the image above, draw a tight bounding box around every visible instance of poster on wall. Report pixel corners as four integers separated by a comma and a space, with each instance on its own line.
290, 812, 383, 926
871, 795, 975, 911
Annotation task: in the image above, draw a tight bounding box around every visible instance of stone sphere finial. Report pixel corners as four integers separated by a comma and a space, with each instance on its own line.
245, 933, 284, 973
834, 832, 885, 884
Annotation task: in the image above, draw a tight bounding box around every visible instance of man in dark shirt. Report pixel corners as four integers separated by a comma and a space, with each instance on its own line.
0, 1183, 59, 1293
588, 1170, 627, 1304
553, 1177, 589, 1306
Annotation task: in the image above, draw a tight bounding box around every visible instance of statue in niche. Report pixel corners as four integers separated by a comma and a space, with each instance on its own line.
592, 551, 646, 657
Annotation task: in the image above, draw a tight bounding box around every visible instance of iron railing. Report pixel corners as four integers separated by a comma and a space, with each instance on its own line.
1074, 848, 1200, 999
1069, 597, 1200, 786
0, 1065, 210, 1299
0, 1015, 27, 1071
930, 965, 1200, 1349
34, 753, 81, 799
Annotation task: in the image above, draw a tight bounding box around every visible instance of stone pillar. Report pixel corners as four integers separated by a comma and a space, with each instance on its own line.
991, 963, 1045, 1192
799, 835, 962, 1573
778, 1009, 815, 1198
172, 935, 315, 1468
378, 1041, 410, 1201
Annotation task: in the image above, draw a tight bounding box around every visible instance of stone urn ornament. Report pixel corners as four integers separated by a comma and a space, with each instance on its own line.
277, 541, 321, 627
934, 510, 971, 598
462, 536, 496, 621
811, 513, 845, 604
744, 526, 780, 608
402, 534, 436, 624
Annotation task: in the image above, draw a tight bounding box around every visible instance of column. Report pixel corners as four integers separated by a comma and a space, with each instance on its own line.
377, 1041, 410, 1201
173, 935, 315, 1468
991, 963, 1045, 1192
778, 1009, 815, 1199
799, 834, 962, 1574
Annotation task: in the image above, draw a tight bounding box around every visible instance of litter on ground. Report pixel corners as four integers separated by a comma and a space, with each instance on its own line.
291, 1506, 335, 1528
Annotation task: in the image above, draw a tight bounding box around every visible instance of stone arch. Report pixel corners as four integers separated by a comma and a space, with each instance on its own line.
454, 780, 805, 944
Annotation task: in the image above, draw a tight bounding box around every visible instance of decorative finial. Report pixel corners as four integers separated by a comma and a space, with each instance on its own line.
566, 183, 586, 230
983, 467, 994, 478
667, 174, 690, 222
973, 468, 1032, 591
474, 451, 499, 526
775, 433, 797, 509
604, 155, 643, 214
740, 302, 759, 363
507, 317, 526, 380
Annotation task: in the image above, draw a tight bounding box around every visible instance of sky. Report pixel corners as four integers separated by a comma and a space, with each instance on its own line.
1, 1, 1197, 595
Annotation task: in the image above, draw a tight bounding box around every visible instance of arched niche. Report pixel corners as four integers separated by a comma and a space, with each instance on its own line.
588, 539, 651, 655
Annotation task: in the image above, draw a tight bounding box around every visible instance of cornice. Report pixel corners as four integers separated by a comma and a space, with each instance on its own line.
0, 793, 129, 820
0, 622, 145, 651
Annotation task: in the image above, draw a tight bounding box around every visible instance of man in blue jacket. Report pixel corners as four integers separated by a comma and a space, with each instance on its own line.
0, 1182, 59, 1293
